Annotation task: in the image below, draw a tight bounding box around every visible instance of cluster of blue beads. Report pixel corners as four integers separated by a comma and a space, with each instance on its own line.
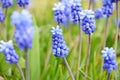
70, 0, 82, 23
53, 0, 83, 25
1, 0, 13, 8
53, 2, 67, 25
102, 1, 113, 17
94, 0, 114, 19
94, 8, 104, 19
0, 0, 30, 8
51, 26, 69, 58
111, 0, 119, 3
80, 10, 96, 34
11, 9, 34, 50
16, 0, 29, 7
101, 47, 117, 73
0, 40, 19, 64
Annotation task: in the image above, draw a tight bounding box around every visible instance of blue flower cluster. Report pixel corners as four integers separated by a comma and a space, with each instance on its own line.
70, 0, 82, 23
101, 47, 117, 73
111, 0, 119, 3
1, 0, 13, 8
0, 7, 4, 22
94, 0, 114, 19
53, 0, 82, 26
51, 26, 69, 58
94, 8, 104, 19
102, 1, 113, 17
80, 10, 96, 34
11, 9, 34, 50
0, 0, 30, 8
0, 40, 19, 64
53, 2, 67, 25
16, 0, 29, 7
61, 0, 73, 23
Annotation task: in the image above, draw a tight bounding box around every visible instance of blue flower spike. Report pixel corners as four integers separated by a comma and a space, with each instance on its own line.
11, 9, 34, 50
51, 25, 69, 58
16, 0, 29, 7
102, 0, 113, 17
70, 0, 82, 23
53, 2, 67, 25
1, 0, 13, 8
80, 10, 96, 34
101, 47, 117, 73
94, 8, 104, 19
0, 40, 19, 64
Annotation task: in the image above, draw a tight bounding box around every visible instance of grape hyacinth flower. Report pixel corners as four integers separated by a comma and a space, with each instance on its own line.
80, 10, 96, 34
1, 0, 13, 8
0, 40, 25, 80
11, 9, 33, 80
51, 25, 69, 58
53, 2, 67, 25
70, 0, 82, 23
102, 1, 113, 17
11, 9, 34, 50
111, 0, 119, 3
51, 25, 75, 80
60, 0, 73, 24
0, 7, 5, 22
94, 8, 104, 19
101, 47, 117, 73
0, 40, 19, 64
16, 0, 29, 7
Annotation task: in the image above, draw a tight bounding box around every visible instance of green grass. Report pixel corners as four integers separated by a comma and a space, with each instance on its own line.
0, 0, 119, 80
39, 0, 120, 80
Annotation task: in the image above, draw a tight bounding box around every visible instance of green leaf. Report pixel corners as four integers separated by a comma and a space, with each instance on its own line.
29, 25, 40, 80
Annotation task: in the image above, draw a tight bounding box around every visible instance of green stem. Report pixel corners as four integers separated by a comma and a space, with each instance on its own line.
103, 17, 109, 48
115, 2, 119, 52
107, 73, 110, 80
77, 20, 82, 80
1, 8, 8, 41
63, 57, 75, 80
25, 48, 30, 80
16, 63, 25, 80
84, 34, 91, 80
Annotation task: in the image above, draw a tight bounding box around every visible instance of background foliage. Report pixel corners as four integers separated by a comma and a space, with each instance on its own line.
0, 0, 120, 80
39, 0, 120, 80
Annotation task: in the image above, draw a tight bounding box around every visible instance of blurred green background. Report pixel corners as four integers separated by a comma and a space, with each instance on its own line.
39, 0, 120, 80
0, 0, 120, 80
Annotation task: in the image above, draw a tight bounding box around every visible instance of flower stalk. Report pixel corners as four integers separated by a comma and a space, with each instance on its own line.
63, 57, 75, 80
1, 8, 8, 41
16, 63, 25, 80
107, 73, 110, 80
115, 1, 119, 52
25, 48, 30, 80
77, 19, 82, 80
103, 17, 109, 48
84, 34, 91, 80
84, 0, 94, 80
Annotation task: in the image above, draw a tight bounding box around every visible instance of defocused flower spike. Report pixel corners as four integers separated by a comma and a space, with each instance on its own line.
1, 0, 13, 8
80, 10, 96, 34
16, 0, 29, 7
101, 47, 117, 73
11, 9, 34, 50
51, 25, 69, 58
0, 40, 19, 64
